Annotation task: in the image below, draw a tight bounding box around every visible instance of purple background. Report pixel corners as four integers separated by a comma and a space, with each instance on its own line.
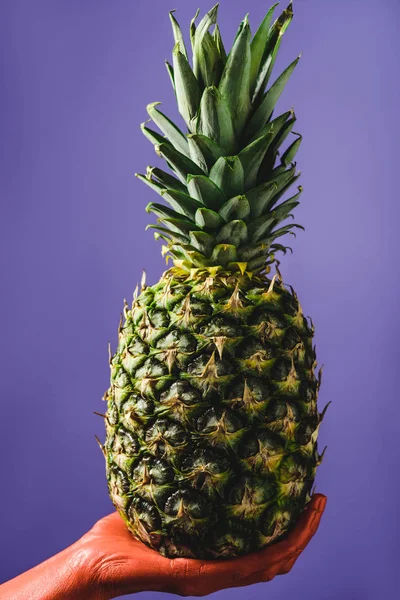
1, 0, 399, 598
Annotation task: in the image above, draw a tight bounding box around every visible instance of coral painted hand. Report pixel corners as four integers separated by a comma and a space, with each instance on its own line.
0, 494, 326, 600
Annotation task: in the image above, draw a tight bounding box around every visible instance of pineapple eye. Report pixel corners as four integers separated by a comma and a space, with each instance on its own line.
267, 398, 301, 422
114, 369, 131, 389
150, 458, 174, 484
227, 475, 277, 506
135, 358, 168, 379
145, 419, 188, 454
115, 427, 140, 456
196, 407, 244, 435
281, 292, 299, 317
181, 448, 230, 474
281, 327, 301, 350
164, 489, 211, 520
271, 357, 292, 381
136, 288, 155, 307
238, 428, 284, 459
237, 337, 275, 359
148, 308, 170, 328
160, 381, 201, 406
295, 415, 319, 445
128, 336, 149, 355
199, 316, 242, 337
128, 496, 161, 532
155, 330, 197, 352
299, 379, 317, 403
278, 453, 308, 483
106, 401, 118, 425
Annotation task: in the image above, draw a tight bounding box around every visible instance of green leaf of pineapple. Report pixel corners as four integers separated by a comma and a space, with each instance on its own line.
247, 54, 301, 140
249, 3, 279, 93
181, 247, 213, 268
136, 173, 166, 197
246, 181, 279, 218
148, 167, 187, 194
189, 230, 215, 255
209, 156, 244, 199
198, 86, 236, 154
237, 243, 268, 261
210, 244, 237, 266
213, 24, 227, 66
246, 109, 292, 146
249, 194, 301, 242
270, 242, 293, 255
267, 222, 304, 242
161, 188, 204, 220
146, 201, 192, 224
270, 199, 300, 226
146, 224, 189, 245
268, 181, 302, 213
281, 132, 302, 165
187, 174, 226, 210
141, 122, 166, 146
156, 142, 204, 183
219, 195, 251, 222
248, 214, 275, 242
216, 219, 248, 246
190, 8, 201, 52
187, 134, 225, 170
187, 137, 208, 173
161, 217, 201, 237
268, 115, 297, 157
147, 103, 189, 157
218, 17, 251, 136
251, 3, 294, 104
239, 130, 276, 191
195, 207, 224, 230
169, 10, 188, 59
259, 115, 297, 178
165, 61, 176, 94
172, 44, 202, 130
193, 4, 221, 87
262, 164, 299, 211
247, 254, 268, 271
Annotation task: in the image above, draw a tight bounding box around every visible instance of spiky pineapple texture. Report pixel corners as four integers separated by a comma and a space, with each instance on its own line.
100, 2, 327, 559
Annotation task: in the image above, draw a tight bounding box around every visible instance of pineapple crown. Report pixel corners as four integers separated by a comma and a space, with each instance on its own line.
136, 1, 304, 277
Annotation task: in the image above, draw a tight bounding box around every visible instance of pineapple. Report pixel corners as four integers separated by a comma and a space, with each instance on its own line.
100, 1, 327, 559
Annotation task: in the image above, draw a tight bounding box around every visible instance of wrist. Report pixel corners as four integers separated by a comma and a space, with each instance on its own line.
0, 541, 101, 600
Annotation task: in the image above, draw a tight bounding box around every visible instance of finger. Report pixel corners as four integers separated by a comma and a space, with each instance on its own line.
277, 551, 301, 575
283, 493, 327, 552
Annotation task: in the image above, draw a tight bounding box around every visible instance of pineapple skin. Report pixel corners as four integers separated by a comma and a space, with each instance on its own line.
104, 270, 324, 559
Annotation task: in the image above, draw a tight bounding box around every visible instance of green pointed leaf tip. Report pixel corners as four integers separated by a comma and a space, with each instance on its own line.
169, 10, 188, 59
249, 2, 279, 92
247, 54, 301, 140
198, 86, 236, 154
213, 23, 227, 65
251, 2, 294, 103
172, 44, 201, 128
218, 15, 251, 136
193, 4, 221, 86
147, 102, 189, 156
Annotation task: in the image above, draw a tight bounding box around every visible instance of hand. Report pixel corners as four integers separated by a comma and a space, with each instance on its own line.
0, 494, 326, 600
80, 493, 327, 598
